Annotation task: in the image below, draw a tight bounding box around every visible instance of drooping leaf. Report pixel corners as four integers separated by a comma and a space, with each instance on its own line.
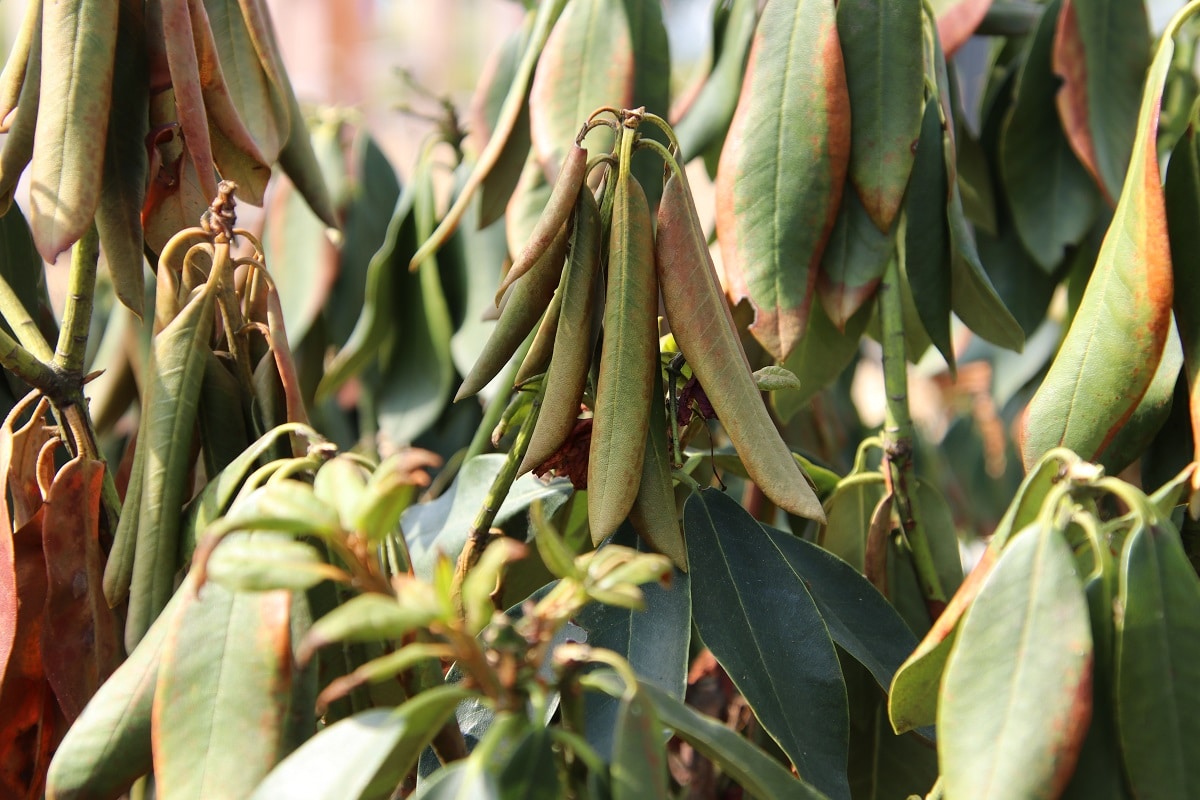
1052, 0, 1150, 205
40, 458, 120, 723
44, 577, 193, 800
611, 684, 669, 800
774, 298, 869, 423
939, 524, 1092, 800
715, 0, 851, 361
685, 489, 850, 799
96, 0, 149, 318
620, 0, 671, 212
903, 99, 954, 370
377, 161, 455, 447
528, 0, 632, 177
817, 185, 892, 329
930, 0, 992, 56
577, 527, 690, 760
836, 0, 921, 231
1114, 522, 1200, 798
591, 672, 829, 800
818, 475, 885, 572
153, 584, 295, 799
1022, 26, 1174, 468
999, 0, 1099, 272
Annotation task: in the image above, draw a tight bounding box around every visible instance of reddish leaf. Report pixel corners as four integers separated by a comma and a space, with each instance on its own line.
0, 509, 63, 800
40, 458, 121, 723
6, 398, 54, 530
159, 0, 218, 204
932, 0, 992, 57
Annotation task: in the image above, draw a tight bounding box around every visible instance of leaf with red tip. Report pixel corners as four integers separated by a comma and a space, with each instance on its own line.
1022, 24, 1173, 468
715, 0, 850, 361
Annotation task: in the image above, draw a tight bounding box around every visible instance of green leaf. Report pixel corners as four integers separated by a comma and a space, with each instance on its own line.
528, 0, 631, 174
1022, 26, 1174, 467
999, 0, 1099, 272
751, 365, 802, 392
95, 0, 148, 318
497, 725, 560, 800
44, 578, 192, 800
836, 0, 921, 230
299, 593, 442, 663
816, 185, 892, 330
250, 685, 472, 800
206, 533, 345, 593
472, 22, 533, 228
577, 527, 690, 760
215, 480, 341, 539
416, 760, 500, 800
445, 174, 509, 379
378, 160, 456, 446
1115, 522, 1200, 798
262, 120, 341, 349
1051, 0, 1150, 204
903, 99, 954, 370
819, 476, 885, 572
774, 298, 869, 423
755, 518, 920, 695
152, 584, 295, 799
685, 489, 850, 799
715, 0, 851, 361
125, 278, 217, 650
1095, 320, 1182, 474
598, 674, 829, 800
612, 684, 669, 800
939, 524, 1093, 800
329, 133, 401, 347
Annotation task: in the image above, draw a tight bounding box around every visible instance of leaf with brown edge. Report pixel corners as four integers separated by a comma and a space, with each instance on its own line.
1052, 0, 1150, 206
159, 0, 219, 205
40, 458, 121, 724
1021, 22, 1173, 469
929, 0, 992, 57
29, 0, 118, 263
817, 184, 891, 329
528, 0, 631, 181
715, 0, 850, 362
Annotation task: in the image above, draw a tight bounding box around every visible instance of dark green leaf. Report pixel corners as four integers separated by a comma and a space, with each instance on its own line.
999, 0, 1099, 272
836, 0, 921, 230
1115, 522, 1200, 798
612, 684, 669, 800
817, 186, 891, 330
685, 489, 850, 799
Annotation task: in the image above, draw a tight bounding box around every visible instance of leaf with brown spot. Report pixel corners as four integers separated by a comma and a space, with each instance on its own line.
1022, 21, 1173, 468
159, 0, 219, 205
40, 458, 121, 724
715, 0, 850, 361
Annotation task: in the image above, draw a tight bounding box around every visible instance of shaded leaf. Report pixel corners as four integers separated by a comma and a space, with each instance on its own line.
685, 489, 849, 799
1052, 0, 1150, 204
611, 685, 669, 800
817, 186, 892, 331
1114, 522, 1200, 798
999, 0, 1099, 272
774, 298, 869, 423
